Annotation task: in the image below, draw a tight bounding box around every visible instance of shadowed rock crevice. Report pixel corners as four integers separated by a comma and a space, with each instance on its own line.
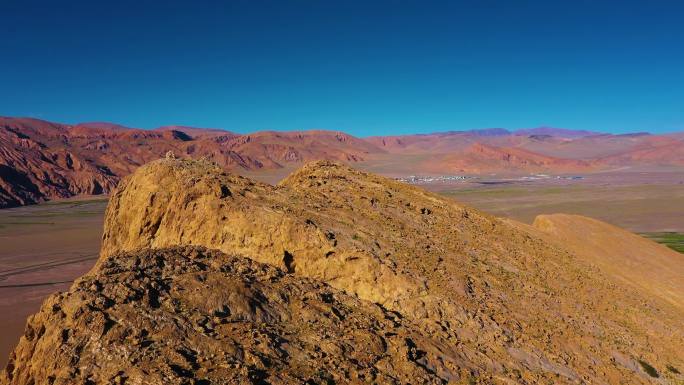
282, 251, 295, 273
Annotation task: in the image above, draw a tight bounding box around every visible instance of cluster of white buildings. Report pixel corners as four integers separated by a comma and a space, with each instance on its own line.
519, 174, 584, 181
395, 175, 472, 184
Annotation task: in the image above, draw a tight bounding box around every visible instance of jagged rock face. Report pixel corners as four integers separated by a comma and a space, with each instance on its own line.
101, 160, 420, 313
3, 247, 466, 384
0, 125, 118, 207
96, 159, 684, 384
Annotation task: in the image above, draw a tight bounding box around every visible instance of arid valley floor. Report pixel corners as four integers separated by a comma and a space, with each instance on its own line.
1, 169, 683, 369
0, 198, 106, 365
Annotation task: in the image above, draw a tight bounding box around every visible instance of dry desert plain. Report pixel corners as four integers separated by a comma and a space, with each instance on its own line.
0, 198, 106, 365
1, 169, 683, 367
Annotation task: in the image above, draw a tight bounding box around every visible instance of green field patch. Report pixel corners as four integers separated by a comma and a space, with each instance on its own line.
0, 221, 56, 227
3, 206, 106, 220
443, 185, 589, 198
640, 232, 684, 253
42, 198, 109, 207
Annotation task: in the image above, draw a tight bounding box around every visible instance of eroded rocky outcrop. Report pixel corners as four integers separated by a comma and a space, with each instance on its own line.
3, 159, 684, 384
3, 247, 466, 384
96, 159, 684, 384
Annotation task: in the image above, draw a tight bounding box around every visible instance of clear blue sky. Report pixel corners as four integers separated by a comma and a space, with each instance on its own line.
1, 0, 683, 135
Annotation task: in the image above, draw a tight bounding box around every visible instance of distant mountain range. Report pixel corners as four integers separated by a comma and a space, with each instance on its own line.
424, 126, 602, 138
1, 116, 683, 208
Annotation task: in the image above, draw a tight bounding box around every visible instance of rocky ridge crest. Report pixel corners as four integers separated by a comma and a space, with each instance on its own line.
3, 159, 684, 384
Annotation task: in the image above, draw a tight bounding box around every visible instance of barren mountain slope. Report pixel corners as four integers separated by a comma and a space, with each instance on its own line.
513, 134, 644, 159
3, 116, 684, 209
0, 117, 255, 207
533, 214, 684, 311
364, 129, 684, 170
422, 143, 594, 174
364, 130, 516, 154
3, 246, 465, 385
364, 132, 475, 154
364, 128, 597, 156
93, 159, 684, 384
0, 118, 384, 207
153, 125, 235, 139
0, 123, 118, 208
222, 130, 384, 164
514, 127, 599, 138
597, 136, 684, 166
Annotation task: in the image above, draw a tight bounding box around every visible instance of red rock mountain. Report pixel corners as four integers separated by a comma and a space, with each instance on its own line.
0, 118, 382, 207
0, 119, 118, 208
422, 143, 594, 174
1, 116, 683, 207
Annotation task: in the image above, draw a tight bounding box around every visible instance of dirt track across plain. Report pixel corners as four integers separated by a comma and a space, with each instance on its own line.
0, 197, 106, 367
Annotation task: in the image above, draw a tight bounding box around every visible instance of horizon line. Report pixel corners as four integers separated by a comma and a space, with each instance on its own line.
2, 115, 680, 137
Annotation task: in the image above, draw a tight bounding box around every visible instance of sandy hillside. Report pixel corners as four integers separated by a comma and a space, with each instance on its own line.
533, 214, 684, 310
